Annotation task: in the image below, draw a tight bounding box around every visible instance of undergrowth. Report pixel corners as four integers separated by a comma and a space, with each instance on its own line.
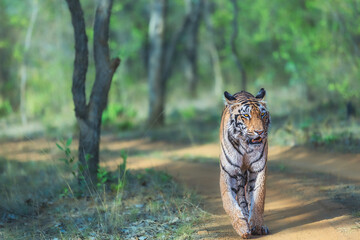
0, 139, 205, 239
270, 116, 360, 152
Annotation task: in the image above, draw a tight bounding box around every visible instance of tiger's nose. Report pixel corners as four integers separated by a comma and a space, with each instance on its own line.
255, 130, 264, 135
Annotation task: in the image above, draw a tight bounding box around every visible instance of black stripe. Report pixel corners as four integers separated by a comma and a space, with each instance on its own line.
220, 160, 246, 181
249, 143, 266, 168
249, 184, 260, 192
221, 143, 241, 168
220, 162, 237, 179
237, 174, 246, 181
234, 114, 241, 127
232, 185, 245, 193
227, 132, 243, 156
239, 217, 248, 222
249, 162, 267, 173
239, 201, 248, 206
248, 178, 256, 183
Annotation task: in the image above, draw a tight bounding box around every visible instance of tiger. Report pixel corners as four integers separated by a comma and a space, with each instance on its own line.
219, 88, 270, 239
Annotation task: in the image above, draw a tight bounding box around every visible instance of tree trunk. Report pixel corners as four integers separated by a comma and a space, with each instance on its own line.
204, 1, 224, 98
19, 0, 38, 125
347, 101, 356, 119
78, 118, 101, 184
230, 0, 247, 91
147, 0, 167, 126
66, 0, 120, 184
184, 0, 203, 98
147, 0, 196, 126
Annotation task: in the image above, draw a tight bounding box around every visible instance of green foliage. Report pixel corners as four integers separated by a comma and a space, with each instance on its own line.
56, 138, 130, 195
145, 168, 172, 183
110, 150, 128, 192
2, 142, 205, 239
179, 106, 197, 120
102, 103, 137, 130
56, 137, 80, 197
0, 98, 12, 116
56, 137, 75, 177
96, 166, 109, 189
0, 0, 359, 151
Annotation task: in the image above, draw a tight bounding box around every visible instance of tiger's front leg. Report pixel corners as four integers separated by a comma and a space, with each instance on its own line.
247, 166, 269, 235
220, 169, 251, 238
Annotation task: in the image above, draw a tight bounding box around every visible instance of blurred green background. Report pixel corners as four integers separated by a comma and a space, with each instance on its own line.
0, 0, 359, 151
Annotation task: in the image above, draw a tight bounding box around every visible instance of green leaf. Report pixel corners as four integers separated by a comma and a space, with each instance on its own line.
56, 143, 64, 151
120, 150, 127, 162
66, 138, 72, 146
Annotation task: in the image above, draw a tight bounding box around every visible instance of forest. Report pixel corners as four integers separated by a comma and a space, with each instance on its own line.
0, 0, 359, 239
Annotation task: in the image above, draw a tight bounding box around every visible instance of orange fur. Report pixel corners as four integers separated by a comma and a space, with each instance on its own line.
219, 90, 270, 238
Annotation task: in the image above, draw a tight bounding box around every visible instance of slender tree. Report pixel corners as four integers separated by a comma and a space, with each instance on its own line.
184, 0, 203, 98
147, 0, 192, 126
147, 0, 167, 126
66, 0, 120, 184
19, 0, 38, 125
204, 1, 224, 98
230, 0, 247, 91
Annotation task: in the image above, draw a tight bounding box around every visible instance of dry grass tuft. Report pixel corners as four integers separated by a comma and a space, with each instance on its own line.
0, 157, 205, 239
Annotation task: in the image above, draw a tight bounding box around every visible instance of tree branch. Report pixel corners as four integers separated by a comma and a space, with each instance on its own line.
65, 0, 88, 119
89, 0, 120, 121
161, 3, 192, 83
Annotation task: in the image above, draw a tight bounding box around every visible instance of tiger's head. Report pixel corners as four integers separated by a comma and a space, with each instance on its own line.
224, 88, 270, 146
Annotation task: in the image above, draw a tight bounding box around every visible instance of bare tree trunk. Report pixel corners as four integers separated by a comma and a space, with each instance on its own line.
147, 0, 167, 127
66, 0, 120, 184
19, 0, 38, 125
204, 1, 224, 98
147, 0, 196, 126
184, 0, 203, 98
230, 0, 247, 91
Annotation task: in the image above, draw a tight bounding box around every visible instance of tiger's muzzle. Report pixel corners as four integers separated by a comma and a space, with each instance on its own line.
247, 133, 267, 145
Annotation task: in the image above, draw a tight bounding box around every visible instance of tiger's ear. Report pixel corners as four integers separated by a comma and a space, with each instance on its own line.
224, 91, 237, 105
255, 88, 266, 100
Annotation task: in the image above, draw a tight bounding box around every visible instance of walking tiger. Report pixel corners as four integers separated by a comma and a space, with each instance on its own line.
219, 88, 270, 238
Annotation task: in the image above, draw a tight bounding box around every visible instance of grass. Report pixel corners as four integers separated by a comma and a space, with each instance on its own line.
269, 107, 360, 153
353, 211, 360, 218
0, 157, 70, 216
0, 156, 205, 239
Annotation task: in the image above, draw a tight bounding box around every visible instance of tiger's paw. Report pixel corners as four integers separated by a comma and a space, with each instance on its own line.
240, 231, 251, 239
232, 219, 251, 239
251, 225, 269, 235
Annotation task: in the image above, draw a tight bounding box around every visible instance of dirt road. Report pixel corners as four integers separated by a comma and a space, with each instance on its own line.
1, 137, 359, 239
113, 139, 360, 239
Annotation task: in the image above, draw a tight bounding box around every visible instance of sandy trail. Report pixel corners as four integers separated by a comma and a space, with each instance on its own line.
120, 140, 360, 240
1, 137, 359, 239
